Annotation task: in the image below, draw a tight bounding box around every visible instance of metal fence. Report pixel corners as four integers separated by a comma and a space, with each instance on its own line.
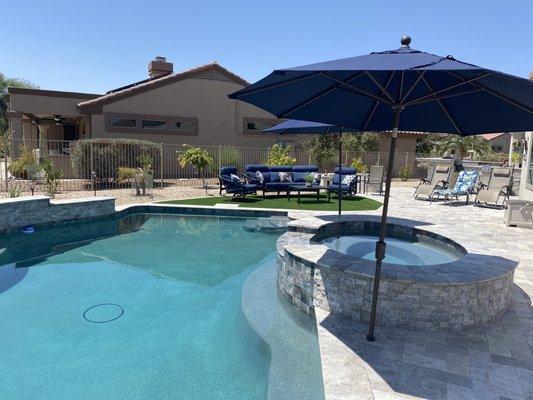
0, 138, 489, 195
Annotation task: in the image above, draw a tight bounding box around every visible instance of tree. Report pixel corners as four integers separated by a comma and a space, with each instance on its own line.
0, 72, 38, 135
342, 132, 380, 155
435, 135, 492, 159
177, 145, 213, 189
267, 143, 296, 166
304, 134, 339, 171
415, 134, 444, 155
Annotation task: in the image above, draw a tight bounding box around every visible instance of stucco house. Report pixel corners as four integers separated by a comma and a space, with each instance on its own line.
7, 58, 289, 150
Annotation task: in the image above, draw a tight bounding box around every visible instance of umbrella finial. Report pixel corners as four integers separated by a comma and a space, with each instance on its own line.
401, 35, 411, 47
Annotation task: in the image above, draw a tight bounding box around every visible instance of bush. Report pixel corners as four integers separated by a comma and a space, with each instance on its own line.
8, 146, 39, 179
41, 158, 62, 197
399, 165, 412, 181
71, 139, 160, 186
350, 157, 368, 173
267, 143, 296, 166
210, 145, 242, 174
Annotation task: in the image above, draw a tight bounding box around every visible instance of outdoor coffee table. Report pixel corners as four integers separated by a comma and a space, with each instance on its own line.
287, 184, 328, 204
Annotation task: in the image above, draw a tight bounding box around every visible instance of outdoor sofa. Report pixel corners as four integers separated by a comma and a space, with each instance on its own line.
244, 164, 320, 197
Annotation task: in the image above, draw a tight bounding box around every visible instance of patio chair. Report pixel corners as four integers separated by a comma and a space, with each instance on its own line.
327, 166, 357, 201
413, 164, 452, 202
434, 170, 479, 205
218, 166, 258, 198
367, 165, 385, 195
474, 167, 513, 208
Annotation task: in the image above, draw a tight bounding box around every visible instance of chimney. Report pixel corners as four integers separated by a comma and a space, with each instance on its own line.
148, 56, 173, 79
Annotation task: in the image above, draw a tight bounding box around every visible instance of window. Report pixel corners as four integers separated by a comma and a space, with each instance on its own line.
247, 121, 274, 131
106, 113, 197, 135
110, 117, 137, 128
142, 119, 166, 130
170, 120, 195, 132
243, 118, 278, 134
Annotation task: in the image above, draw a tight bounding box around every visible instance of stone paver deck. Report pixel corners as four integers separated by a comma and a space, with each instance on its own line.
289, 186, 533, 400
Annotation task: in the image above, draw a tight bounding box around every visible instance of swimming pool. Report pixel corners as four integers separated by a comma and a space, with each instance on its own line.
0, 213, 324, 400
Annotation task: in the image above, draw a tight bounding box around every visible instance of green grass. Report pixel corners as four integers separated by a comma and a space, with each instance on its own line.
160, 193, 382, 211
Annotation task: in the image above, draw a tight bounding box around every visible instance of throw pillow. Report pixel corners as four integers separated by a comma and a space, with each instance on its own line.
312, 172, 322, 184
230, 174, 242, 184
341, 175, 356, 185
255, 171, 265, 183
279, 172, 292, 182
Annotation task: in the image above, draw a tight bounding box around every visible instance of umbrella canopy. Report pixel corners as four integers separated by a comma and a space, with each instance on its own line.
263, 119, 345, 215
263, 119, 340, 134
230, 36, 533, 342
230, 36, 533, 134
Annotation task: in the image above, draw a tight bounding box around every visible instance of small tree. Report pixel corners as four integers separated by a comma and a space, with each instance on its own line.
177, 145, 213, 189
304, 134, 338, 171
267, 143, 296, 166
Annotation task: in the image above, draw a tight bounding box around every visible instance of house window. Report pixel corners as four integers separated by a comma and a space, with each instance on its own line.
170, 120, 195, 132
243, 118, 278, 134
142, 119, 166, 130
110, 117, 137, 128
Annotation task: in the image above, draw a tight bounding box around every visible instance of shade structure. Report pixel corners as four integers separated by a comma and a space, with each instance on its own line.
263, 119, 346, 215
230, 36, 533, 341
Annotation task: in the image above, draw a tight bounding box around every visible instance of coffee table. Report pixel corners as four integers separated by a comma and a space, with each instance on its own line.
287, 184, 328, 204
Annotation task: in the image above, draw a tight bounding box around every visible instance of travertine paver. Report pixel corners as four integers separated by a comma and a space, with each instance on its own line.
288, 186, 533, 400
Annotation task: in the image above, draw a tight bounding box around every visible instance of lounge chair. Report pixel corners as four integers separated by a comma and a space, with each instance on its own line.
434, 170, 479, 205
367, 165, 385, 195
414, 164, 452, 202
474, 167, 513, 208
327, 167, 357, 201
219, 166, 258, 198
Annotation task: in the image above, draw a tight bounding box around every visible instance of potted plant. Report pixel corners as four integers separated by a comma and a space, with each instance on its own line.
304, 173, 314, 187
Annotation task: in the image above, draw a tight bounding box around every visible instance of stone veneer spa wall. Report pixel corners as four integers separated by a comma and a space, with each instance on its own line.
276, 216, 518, 331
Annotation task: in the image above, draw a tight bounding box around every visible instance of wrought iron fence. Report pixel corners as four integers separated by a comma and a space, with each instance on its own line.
1, 138, 504, 195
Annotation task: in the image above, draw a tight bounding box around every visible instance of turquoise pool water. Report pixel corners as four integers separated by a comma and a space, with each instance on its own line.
322, 234, 461, 265
0, 214, 324, 400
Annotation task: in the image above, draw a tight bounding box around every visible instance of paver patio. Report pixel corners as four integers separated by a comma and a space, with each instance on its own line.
289, 186, 533, 400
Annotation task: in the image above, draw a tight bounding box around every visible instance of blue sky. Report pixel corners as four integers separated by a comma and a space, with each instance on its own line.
1, 0, 531, 94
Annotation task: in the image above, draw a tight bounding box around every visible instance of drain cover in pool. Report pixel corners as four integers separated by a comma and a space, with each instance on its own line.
83, 303, 124, 323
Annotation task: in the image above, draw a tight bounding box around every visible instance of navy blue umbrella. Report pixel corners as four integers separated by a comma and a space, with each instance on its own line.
230, 36, 533, 341
263, 119, 348, 215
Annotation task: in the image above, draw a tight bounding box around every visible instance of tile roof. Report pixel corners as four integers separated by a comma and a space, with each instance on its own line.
77, 62, 249, 113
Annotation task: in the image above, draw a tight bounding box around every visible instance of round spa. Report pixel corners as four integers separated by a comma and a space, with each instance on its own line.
276, 217, 517, 331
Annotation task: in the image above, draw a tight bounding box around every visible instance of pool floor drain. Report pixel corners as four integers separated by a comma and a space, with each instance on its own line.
83, 303, 124, 323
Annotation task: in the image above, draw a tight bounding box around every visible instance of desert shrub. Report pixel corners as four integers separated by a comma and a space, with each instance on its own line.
8, 146, 39, 179
71, 139, 160, 186
267, 143, 296, 166
41, 158, 62, 197
399, 165, 412, 181
117, 155, 154, 196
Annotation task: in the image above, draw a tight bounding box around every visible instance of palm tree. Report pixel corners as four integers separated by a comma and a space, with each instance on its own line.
436, 135, 492, 159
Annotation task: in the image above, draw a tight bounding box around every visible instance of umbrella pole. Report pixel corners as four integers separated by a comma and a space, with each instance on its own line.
367, 107, 402, 342
338, 129, 343, 215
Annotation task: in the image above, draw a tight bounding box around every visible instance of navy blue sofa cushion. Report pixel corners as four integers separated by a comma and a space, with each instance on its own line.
292, 172, 309, 183
292, 165, 319, 173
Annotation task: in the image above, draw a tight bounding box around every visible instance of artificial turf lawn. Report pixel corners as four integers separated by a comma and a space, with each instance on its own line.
160, 194, 382, 211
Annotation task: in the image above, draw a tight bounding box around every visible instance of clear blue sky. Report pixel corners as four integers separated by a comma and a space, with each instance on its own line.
1, 0, 531, 94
